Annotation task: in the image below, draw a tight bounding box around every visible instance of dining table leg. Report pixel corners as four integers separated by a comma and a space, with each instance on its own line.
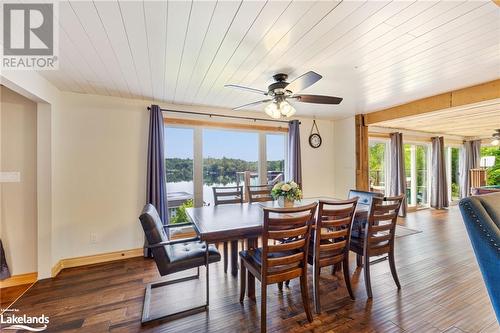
246, 237, 257, 300
231, 240, 239, 277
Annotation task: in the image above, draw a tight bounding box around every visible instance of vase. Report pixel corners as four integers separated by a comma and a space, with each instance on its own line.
278, 197, 294, 208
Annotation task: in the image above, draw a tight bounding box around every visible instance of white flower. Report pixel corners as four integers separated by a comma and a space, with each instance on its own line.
281, 184, 291, 191
273, 182, 282, 191
290, 181, 298, 189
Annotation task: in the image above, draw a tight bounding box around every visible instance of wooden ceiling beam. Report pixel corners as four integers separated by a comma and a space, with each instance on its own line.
365, 79, 500, 125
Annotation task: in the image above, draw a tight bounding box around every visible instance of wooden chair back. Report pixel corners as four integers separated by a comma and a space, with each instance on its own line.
261, 202, 318, 284
212, 186, 243, 206
314, 198, 358, 267
248, 185, 273, 203
364, 195, 404, 256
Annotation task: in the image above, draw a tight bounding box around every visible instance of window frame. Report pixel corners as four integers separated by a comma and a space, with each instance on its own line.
164, 120, 288, 208
368, 138, 391, 195
404, 141, 432, 209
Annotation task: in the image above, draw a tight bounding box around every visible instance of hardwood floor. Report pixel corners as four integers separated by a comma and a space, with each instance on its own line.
0, 283, 34, 310
3, 207, 498, 332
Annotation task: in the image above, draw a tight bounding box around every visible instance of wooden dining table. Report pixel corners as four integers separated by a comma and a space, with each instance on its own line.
186, 197, 369, 299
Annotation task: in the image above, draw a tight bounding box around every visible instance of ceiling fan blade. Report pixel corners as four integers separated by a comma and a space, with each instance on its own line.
292, 94, 343, 104
285, 71, 322, 93
224, 84, 268, 95
232, 99, 272, 111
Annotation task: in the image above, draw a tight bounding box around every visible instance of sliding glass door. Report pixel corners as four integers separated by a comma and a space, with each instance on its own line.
368, 140, 389, 195
446, 147, 461, 202
404, 143, 430, 208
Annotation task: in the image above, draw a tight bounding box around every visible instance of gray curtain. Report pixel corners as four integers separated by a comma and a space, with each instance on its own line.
389, 132, 407, 216
0, 240, 10, 280
145, 105, 168, 256
431, 137, 449, 209
287, 120, 302, 186
460, 140, 481, 198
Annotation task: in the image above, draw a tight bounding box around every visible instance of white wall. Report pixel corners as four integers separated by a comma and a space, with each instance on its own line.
0, 86, 38, 275
333, 116, 356, 198
52, 92, 148, 261
299, 118, 336, 198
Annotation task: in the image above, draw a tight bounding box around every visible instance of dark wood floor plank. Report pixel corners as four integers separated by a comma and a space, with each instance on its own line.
2, 207, 498, 332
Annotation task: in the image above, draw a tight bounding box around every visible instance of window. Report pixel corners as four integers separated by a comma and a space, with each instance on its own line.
480, 146, 500, 185
368, 141, 389, 195
164, 123, 287, 209
164, 127, 194, 223
404, 143, 430, 208
202, 129, 258, 205
446, 147, 461, 202
266, 133, 286, 184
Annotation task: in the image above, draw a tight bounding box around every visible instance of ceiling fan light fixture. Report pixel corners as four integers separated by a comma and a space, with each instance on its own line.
265, 102, 282, 119
279, 100, 296, 117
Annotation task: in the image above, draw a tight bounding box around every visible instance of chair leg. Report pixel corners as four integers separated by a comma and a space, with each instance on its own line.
356, 254, 362, 267
363, 255, 373, 298
277, 282, 283, 291
240, 261, 246, 303
285, 280, 290, 287
343, 257, 355, 300
300, 275, 313, 323
223, 242, 228, 274
313, 264, 321, 314
388, 249, 401, 289
261, 284, 267, 333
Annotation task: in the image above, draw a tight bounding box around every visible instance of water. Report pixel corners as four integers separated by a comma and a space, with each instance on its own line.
167, 181, 239, 206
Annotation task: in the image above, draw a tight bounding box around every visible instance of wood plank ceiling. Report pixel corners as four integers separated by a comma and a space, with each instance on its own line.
372, 99, 500, 138
33, 0, 500, 119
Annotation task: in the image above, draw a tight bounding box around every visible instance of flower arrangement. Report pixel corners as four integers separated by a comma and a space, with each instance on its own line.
271, 181, 302, 207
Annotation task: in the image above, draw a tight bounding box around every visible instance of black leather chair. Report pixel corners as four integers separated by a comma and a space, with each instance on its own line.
139, 204, 221, 324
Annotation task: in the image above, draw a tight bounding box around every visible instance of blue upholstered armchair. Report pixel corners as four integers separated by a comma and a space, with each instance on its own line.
459, 193, 500, 321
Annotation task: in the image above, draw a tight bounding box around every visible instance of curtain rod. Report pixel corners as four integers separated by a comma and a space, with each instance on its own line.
147, 106, 296, 124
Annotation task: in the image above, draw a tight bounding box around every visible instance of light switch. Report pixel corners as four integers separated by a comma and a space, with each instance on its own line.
0, 172, 21, 183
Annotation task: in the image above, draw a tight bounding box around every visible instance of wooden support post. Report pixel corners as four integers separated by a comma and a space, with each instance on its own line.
355, 114, 369, 191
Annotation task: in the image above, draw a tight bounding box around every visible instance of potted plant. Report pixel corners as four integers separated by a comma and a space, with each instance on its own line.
271, 181, 302, 207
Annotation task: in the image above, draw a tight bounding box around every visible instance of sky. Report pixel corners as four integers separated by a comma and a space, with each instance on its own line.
164, 127, 285, 161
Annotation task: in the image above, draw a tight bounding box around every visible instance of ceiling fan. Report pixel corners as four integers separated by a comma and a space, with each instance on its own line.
224, 71, 343, 119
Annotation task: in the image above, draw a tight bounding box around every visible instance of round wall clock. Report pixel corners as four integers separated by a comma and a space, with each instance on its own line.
308, 120, 322, 148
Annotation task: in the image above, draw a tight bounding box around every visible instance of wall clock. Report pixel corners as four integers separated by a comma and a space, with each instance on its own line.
308, 120, 322, 148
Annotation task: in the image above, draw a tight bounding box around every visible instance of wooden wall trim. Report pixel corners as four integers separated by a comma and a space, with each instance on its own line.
0, 272, 37, 289
368, 132, 463, 145
365, 79, 500, 125
355, 114, 369, 191
51, 248, 143, 277
164, 117, 288, 133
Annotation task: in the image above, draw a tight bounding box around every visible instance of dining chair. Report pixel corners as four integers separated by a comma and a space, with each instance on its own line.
239, 202, 318, 333
348, 189, 384, 266
248, 184, 273, 203
212, 186, 244, 274
138, 204, 221, 323
308, 197, 358, 313
349, 195, 405, 298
